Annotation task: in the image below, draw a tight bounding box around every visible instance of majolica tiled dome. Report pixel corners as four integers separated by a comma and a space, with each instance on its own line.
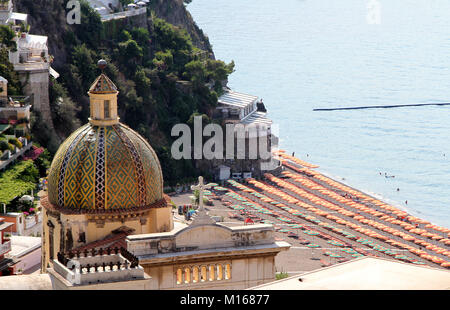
47, 123, 164, 211
47, 61, 164, 212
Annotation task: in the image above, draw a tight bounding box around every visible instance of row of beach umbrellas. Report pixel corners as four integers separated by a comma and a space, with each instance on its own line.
243, 175, 450, 268
225, 182, 364, 254
276, 150, 320, 168
290, 166, 450, 237
282, 161, 321, 176
225, 180, 405, 262
266, 172, 450, 265
285, 169, 450, 243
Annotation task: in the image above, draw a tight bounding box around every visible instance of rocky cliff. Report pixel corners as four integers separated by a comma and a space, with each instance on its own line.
11, 0, 233, 185
150, 0, 214, 58
14, 0, 214, 69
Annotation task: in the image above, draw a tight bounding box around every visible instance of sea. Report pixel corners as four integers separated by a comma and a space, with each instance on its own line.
187, 0, 450, 228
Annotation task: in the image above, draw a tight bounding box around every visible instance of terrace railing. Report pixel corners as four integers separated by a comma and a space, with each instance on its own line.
100, 7, 147, 22
0, 240, 11, 256
0, 95, 32, 107
13, 61, 49, 72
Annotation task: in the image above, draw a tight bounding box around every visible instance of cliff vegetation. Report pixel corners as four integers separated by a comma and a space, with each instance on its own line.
13, 0, 234, 186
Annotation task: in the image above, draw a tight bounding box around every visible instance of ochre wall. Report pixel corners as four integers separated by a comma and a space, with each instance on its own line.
147, 207, 173, 232
142, 255, 276, 290
41, 206, 174, 273
88, 92, 118, 122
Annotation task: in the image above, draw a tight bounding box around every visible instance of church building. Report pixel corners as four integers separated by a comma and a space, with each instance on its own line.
41, 60, 173, 272
36, 60, 289, 289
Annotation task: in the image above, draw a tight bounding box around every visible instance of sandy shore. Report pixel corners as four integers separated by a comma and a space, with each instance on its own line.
170, 156, 450, 275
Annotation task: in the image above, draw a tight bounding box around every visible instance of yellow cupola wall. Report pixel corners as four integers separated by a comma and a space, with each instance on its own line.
88, 71, 120, 126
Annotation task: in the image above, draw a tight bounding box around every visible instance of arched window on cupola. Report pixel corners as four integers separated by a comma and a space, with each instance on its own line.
104, 100, 110, 119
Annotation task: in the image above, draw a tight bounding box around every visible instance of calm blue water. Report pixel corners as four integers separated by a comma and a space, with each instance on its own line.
188, 0, 450, 228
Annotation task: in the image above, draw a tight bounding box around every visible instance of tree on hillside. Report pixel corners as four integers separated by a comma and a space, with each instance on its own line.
75, 0, 103, 48
0, 48, 21, 95
0, 25, 16, 51
49, 79, 81, 137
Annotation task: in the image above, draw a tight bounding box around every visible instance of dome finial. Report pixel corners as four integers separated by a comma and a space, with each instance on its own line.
98, 59, 107, 72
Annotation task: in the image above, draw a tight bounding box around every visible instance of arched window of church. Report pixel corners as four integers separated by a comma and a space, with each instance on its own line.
209, 265, 215, 281
104, 100, 110, 118
217, 265, 223, 280
176, 268, 182, 284
201, 266, 207, 282
192, 266, 199, 283
184, 267, 191, 284
225, 264, 231, 280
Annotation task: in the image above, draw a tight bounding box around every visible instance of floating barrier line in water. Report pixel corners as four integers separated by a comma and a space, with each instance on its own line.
313, 102, 450, 111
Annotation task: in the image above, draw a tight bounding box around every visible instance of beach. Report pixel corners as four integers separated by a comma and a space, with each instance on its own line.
188, 0, 450, 228
172, 152, 450, 274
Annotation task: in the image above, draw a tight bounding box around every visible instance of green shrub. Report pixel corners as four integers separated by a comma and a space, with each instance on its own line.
0, 160, 39, 205
0, 25, 17, 51
0, 48, 21, 95
0, 139, 7, 151
276, 272, 289, 280
8, 137, 22, 149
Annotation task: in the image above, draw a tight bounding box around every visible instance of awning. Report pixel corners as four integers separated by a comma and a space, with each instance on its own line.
240, 111, 273, 125
218, 90, 258, 108
10, 12, 28, 22
0, 221, 14, 231
49, 67, 60, 79
0, 124, 11, 134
